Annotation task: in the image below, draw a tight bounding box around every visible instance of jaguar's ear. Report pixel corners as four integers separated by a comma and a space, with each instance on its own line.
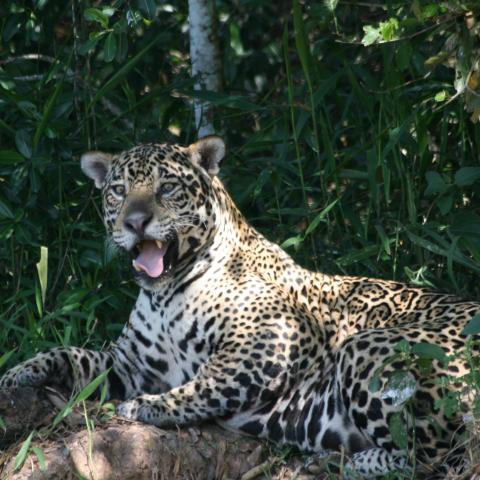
80, 151, 113, 189
188, 136, 225, 177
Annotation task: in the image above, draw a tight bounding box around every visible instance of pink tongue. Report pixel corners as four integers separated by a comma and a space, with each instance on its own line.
134, 241, 167, 278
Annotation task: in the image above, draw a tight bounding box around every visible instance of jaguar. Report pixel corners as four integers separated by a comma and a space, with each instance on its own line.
1, 136, 478, 478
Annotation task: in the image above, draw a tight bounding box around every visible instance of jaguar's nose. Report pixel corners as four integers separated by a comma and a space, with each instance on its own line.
124, 211, 153, 235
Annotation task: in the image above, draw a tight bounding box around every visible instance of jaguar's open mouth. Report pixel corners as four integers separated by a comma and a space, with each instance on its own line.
131, 235, 179, 279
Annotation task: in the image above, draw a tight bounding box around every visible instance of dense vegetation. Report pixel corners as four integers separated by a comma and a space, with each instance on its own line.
1, 0, 480, 385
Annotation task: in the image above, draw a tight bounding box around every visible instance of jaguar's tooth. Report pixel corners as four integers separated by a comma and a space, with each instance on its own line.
132, 260, 142, 272
156, 240, 164, 249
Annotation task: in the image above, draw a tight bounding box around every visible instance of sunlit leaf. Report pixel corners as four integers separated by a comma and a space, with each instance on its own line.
31, 447, 46, 471
304, 199, 339, 237
14, 431, 34, 471
75, 369, 110, 403
362, 25, 381, 46
323, 0, 339, 13
381, 371, 416, 407
36, 246, 48, 309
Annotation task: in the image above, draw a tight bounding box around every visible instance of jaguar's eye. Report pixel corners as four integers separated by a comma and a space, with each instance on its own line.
160, 182, 176, 195
112, 184, 126, 197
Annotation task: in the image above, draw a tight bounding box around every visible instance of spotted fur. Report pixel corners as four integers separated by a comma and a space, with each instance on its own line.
2, 137, 478, 478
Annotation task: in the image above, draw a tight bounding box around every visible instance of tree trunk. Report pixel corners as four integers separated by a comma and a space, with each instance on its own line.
188, 0, 222, 138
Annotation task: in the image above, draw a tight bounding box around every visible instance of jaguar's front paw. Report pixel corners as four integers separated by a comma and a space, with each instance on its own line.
117, 397, 167, 426
117, 398, 142, 420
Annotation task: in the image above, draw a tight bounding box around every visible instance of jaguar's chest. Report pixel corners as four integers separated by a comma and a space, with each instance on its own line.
123, 278, 219, 389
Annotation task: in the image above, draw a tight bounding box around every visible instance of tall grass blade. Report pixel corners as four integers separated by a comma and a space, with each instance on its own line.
36, 246, 48, 309
292, 0, 313, 88
14, 430, 34, 471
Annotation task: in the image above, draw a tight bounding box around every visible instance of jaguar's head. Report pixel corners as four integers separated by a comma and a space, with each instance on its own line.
80, 136, 225, 289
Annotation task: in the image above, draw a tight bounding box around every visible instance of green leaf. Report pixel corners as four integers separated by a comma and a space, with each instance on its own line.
3, 15, 21, 42
424, 51, 450, 69
462, 314, 480, 336
339, 169, 369, 180
75, 369, 110, 403
52, 370, 110, 428
434, 90, 447, 102
126, 9, 142, 28
15, 130, 32, 159
0, 150, 25, 165
336, 244, 384, 267
0, 416, 6, 432
103, 32, 117, 63
454, 167, 480, 187
31, 447, 46, 471
375, 224, 391, 256
323, 0, 339, 13
423, 3, 440, 18
102, 7, 116, 17
389, 412, 408, 450
115, 33, 128, 63
0, 349, 15, 369
304, 199, 339, 237
436, 194, 453, 215
14, 431, 34, 471
379, 18, 399, 42
394, 339, 411, 355
253, 169, 271, 199
362, 25, 381, 46
36, 246, 48, 309
0, 197, 15, 219
84, 8, 109, 28
99, 380, 109, 405
435, 393, 460, 418
281, 236, 303, 249
137, 0, 157, 19
411, 342, 447, 364
405, 230, 480, 274
424, 171, 448, 196
52, 403, 73, 428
